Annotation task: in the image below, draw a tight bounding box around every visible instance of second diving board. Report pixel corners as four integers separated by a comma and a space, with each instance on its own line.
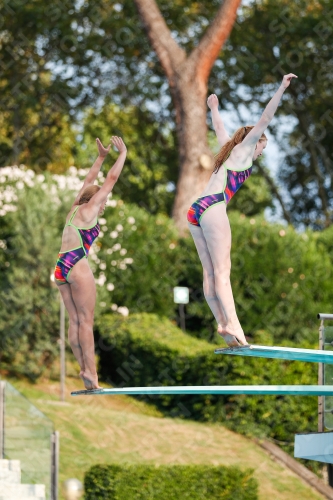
214, 344, 333, 364
71, 385, 333, 396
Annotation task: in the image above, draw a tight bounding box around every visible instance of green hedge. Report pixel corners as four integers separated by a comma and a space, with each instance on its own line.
97, 313, 317, 455
84, 464, 258, 500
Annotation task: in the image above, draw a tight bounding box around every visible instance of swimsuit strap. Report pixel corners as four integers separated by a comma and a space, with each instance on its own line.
64, 205, 86, 254
65, 205, 98, 230
66, 206, 80, 227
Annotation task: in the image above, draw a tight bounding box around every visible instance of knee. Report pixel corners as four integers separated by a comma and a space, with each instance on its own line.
78, 314, 94, 328
69, 315, 79, 328
214, 266, 231, 285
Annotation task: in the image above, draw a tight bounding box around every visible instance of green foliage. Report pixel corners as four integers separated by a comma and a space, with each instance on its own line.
213, 0, 333, 228
76, 103, 178, 214
0, 0, 87, 170
2, 164, 333, 386
177, 211, 333, 343
92, 198, 180, 319
0, 177, 61, 379
0, 168, 182, 377
4, 0, 333, 226
97, 313, 318, 465
84, 463, 258, 500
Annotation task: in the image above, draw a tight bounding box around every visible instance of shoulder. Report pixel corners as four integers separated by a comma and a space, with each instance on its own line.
226, 146, 252, 171
78, 202, 99, 223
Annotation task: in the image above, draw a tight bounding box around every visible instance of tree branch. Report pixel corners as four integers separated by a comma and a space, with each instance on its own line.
256, 163, 292, 225
189, 0, 241, 83
133, 0, 186, 82
290, 105, 330, 226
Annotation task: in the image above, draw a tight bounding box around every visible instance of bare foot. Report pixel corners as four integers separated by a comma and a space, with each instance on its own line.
217, 325, 248, 347
79, 370, 102, 390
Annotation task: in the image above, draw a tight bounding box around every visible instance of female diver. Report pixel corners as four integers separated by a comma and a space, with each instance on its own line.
187, 74, 297, 347
54, 136, 127, 390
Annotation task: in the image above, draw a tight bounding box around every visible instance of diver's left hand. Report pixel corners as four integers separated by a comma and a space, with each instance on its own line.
96, 138, 111, 158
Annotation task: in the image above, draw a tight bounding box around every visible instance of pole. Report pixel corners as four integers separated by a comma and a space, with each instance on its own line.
0, 382, 5, 458
318, 316, 333, 487
60, 296, 66, 402
51, 431, 59, 500
318, 319, 324, 433
179, 304, 186, 332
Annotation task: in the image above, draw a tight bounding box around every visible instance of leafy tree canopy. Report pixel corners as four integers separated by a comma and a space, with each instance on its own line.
76, 102, 178, 215
215, 0, 333, 229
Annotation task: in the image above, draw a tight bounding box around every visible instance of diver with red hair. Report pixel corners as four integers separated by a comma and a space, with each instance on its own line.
187, 74, 297, 347
54, 136, 127, 390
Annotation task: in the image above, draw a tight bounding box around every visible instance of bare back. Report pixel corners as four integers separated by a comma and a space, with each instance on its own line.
60, 204, 99, 253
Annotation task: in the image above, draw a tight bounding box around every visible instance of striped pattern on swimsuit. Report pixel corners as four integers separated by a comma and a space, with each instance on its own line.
54, 206, 100, 283
187, 163, 253, 227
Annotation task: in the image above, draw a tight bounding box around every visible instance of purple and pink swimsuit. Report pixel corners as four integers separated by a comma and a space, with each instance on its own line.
54, 206, 100, 284
187, 162, 252, 227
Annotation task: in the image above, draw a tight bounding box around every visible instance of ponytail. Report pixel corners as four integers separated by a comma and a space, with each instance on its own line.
78, 185, 101, 204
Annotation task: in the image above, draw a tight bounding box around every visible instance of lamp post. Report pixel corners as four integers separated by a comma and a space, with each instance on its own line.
173, 287, 189, 331
59, 295, 66, 402
50, 273, 66, 402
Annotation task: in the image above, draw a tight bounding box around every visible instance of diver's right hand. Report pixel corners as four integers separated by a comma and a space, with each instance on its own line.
207, 94, 219, 110
280, 73, 298, 90
111, 136, 127, 154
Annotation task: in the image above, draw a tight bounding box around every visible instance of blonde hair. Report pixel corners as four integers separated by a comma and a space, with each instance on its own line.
78, 185, 101, 205
214, 126, 267, 173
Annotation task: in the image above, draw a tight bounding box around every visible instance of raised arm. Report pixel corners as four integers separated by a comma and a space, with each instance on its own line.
83, 136, 127, 212
72, 138, 111, 206
207, 94, 231, 147
241, 74, 298, 151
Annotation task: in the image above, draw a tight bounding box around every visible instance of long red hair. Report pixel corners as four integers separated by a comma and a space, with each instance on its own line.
78, 185, 100, 204
214, 126, 267, 173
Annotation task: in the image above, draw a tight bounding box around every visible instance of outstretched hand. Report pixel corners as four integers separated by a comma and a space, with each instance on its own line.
207, 94, 219, 110
111, 136, 127, 153
281, 73, 298, 89
96, 138, 111, 158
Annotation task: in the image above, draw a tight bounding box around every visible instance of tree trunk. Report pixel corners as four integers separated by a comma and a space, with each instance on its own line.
171, 78, 212, 232
133, 0, 241, 233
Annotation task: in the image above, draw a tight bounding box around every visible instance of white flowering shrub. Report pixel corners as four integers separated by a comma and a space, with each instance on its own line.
0, 166, 180, 377
93, 198, 179, 318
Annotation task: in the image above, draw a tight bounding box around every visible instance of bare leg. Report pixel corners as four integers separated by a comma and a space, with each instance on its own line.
68, 258, 101, 390
200, 203, 247, 345
188, 223, 242, 347
56, 282, 84, 370
188, 224, 226, 324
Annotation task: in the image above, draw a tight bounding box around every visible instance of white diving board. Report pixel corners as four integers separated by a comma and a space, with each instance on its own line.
71, 385, 333, 396
214, 344, 333, 363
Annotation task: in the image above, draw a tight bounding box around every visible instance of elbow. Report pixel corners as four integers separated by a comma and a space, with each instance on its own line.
108, 173, 119, 183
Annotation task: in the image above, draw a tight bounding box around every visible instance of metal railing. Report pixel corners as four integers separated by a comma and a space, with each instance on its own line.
0, 381, 58, 500
317, 313, 333, 487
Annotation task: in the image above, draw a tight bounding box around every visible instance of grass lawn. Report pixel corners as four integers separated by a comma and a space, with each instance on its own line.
6, 374, 324, 500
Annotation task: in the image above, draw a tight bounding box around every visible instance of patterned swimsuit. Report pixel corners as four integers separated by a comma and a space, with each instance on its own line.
187, 161, 252, 227
54, 206, 100, 284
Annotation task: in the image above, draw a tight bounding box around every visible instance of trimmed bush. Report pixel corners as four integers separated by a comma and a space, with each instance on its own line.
84, 463, 258, 500
97, 313, 317, 456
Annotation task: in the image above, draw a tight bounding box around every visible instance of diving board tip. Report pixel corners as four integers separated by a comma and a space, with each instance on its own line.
214, 344, 333, 364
